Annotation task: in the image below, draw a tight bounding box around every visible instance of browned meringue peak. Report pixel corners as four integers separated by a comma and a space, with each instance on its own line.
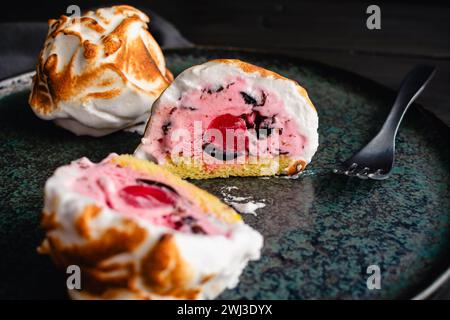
29, 5, 173, 136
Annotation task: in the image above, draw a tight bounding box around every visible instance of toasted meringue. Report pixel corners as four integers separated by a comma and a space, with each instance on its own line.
38, 154, 262, 299
135, 59, 319, 179
29, 5, 172, 136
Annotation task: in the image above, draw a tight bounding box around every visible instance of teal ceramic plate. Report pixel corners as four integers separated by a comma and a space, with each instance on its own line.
0, 48, 449, 299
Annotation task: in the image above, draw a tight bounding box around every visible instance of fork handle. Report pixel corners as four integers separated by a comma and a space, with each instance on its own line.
379, 65, 436, 139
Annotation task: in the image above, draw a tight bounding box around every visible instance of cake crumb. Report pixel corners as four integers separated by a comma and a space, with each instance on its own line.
220, 186, 266, 216
228, 201, 266, 216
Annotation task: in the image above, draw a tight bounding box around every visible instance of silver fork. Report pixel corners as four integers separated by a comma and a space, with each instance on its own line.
334, 65, 436, 180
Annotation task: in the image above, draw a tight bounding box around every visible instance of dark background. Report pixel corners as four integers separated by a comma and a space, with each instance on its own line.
0, 0, 449, 125
0, 0, 449, 299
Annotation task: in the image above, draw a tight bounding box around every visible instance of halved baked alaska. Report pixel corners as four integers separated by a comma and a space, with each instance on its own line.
135, 59, 319, 179
38, 154, 262, 300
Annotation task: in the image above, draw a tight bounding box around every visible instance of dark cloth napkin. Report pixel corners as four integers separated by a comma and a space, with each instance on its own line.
0, 9, 192, 80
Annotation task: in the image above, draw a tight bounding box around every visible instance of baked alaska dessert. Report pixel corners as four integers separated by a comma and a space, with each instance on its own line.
135, 59, 319, 179
29, 5, 172, 137
38, 154, 262, 300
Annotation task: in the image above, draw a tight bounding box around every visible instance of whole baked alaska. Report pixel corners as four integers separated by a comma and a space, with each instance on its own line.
38, 154, 262, 299
135, 59, 319, 179
29, 5, 172, 136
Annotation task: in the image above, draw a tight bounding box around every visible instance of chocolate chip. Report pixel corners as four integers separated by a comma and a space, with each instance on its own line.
206, 86, 224, 94
181, 105, 197, 111
226, 82, 235, 89
240, 92, 257, 105
182, 216, 197, 225
162, 122, 171, 135
271, 114, 277, 124
191, 225, 206, 234
241, 91, 266, 106
258, 91, 267, 106
169, 107, 177, 115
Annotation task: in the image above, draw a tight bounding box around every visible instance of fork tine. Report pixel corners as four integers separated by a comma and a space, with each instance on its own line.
368, 169, 389, 180
334, 64, 435, 181
356, 167, 371, 179
344, 163, 359, 176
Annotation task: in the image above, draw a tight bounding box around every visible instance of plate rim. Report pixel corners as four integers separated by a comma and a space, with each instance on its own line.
0, 46, 448, 300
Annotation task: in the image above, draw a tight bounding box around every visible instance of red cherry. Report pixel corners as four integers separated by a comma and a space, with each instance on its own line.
119, 185, 177, 208
206, 114, 248, 151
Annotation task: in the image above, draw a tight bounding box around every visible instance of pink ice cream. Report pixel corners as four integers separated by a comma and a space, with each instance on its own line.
142, 76, 306, 163
70, 157, 227, 235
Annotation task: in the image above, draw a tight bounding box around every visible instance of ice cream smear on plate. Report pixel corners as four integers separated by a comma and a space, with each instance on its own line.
29, 5, 172, 136
135, 59, 319, 179
38, 154, 262, 300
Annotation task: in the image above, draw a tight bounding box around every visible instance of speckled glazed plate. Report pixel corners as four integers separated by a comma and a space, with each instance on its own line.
0, 48, 449, 300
